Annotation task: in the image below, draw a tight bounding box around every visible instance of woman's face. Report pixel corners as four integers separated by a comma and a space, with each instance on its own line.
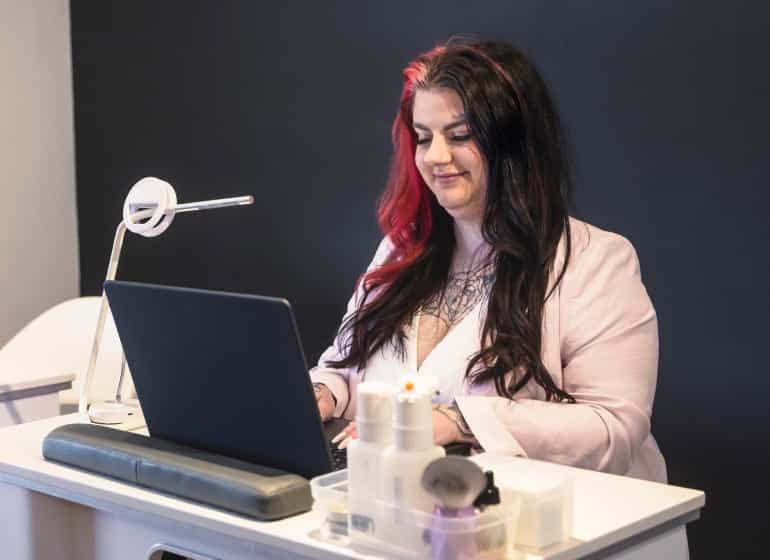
412, 87, 487, 224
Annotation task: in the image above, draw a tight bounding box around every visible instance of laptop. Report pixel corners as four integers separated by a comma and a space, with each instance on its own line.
103, 280, 348, 479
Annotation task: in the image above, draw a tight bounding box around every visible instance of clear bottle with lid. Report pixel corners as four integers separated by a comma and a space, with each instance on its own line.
346, 381, 393, 546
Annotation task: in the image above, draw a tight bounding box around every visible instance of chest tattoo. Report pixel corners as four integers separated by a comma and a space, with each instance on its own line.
422, 265, 495, 328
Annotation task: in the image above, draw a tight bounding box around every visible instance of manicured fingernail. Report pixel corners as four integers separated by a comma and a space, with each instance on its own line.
331, 430, 346, 444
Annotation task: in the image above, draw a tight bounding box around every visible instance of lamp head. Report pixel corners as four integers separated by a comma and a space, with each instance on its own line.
122, 177, 177, 237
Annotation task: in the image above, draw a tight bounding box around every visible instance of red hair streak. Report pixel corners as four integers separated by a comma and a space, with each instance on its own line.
360, 47, 447, 291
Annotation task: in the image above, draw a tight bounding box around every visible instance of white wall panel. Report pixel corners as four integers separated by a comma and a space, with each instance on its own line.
0, 0, 78, 346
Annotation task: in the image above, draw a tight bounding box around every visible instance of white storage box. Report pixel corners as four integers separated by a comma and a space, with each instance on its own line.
495, 464, 573, 549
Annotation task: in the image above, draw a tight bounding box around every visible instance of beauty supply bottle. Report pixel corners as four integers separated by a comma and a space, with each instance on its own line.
347, 381, 393, 546
379, 381, 445, 552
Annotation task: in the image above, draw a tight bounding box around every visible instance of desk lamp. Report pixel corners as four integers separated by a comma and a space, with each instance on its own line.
78, 177, 254, 424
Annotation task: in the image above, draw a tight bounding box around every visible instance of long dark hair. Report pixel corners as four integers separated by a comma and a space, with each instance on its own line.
328, 38, 574, 402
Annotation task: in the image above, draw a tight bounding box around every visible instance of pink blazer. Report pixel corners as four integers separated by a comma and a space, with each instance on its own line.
310, 218, 667, 483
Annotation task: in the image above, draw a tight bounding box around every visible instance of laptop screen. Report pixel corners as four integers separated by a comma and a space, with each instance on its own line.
104, 280, 334, 478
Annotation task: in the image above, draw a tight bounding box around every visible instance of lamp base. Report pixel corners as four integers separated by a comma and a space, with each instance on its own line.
88, 399, 143, 427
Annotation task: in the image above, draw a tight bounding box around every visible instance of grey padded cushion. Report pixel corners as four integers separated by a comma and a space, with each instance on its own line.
42, 423, 312, 520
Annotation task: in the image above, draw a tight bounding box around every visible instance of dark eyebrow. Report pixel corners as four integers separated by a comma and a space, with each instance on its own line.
413, 117, 469, 132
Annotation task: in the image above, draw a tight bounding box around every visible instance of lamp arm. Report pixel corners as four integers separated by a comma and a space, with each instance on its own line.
78, 220, 128, 414
170, 195, 253, 214
79, 184, 253, 420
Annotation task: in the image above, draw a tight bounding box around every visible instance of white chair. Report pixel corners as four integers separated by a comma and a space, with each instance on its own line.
0, 297, 135, 426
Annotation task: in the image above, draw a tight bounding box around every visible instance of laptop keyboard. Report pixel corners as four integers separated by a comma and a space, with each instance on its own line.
330, 443, 347, 470
325, 433, 469, 472
323, 417, 350, 471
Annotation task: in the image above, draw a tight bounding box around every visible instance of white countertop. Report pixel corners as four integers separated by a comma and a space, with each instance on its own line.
0, 414, 704, 560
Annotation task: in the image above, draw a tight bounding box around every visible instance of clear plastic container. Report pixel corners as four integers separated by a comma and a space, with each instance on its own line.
310, 469, 350, 542
311, 469, 521, 559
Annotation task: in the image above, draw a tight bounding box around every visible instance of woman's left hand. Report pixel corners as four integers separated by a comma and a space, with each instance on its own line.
432, 406, 461, 446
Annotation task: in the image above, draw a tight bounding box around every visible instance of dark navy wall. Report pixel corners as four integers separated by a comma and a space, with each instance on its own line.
70, 2, 770, 557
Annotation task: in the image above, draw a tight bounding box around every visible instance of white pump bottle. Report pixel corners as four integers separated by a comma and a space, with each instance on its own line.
379, 380, 445, 550
346, 381, 393, 546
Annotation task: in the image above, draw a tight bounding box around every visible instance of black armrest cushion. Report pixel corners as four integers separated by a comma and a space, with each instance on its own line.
42, 423, 312, 521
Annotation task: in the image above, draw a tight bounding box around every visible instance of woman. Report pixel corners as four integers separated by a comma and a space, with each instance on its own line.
311, 38, 666, 483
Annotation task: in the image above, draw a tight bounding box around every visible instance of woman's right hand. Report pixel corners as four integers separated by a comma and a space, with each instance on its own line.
314, 383, 336, 422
